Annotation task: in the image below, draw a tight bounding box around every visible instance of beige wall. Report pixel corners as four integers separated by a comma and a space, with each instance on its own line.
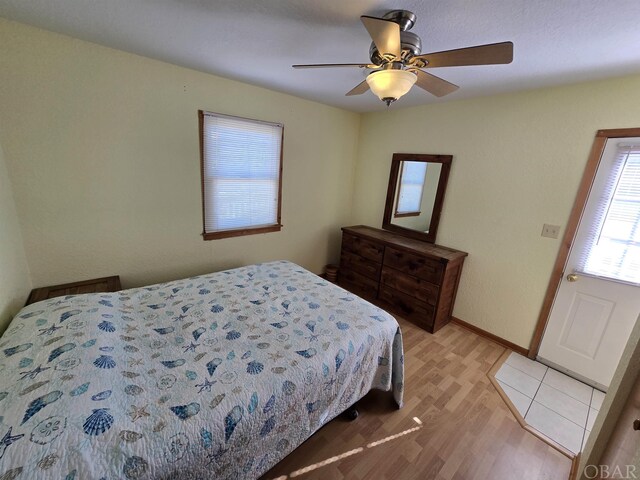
0, 138, 32, 333
353, 75, 640, 348
0, 19, 360, 290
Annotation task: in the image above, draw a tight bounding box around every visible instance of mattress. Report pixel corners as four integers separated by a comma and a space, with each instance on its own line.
0, 260, 404, 479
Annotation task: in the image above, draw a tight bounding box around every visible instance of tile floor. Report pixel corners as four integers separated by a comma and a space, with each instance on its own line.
495, 352, 605, 454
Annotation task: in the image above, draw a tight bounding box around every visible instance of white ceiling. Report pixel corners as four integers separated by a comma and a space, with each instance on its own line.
1, 0, 640, 112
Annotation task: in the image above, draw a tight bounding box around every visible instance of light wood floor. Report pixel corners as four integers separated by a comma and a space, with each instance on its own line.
262, 318, 572, 480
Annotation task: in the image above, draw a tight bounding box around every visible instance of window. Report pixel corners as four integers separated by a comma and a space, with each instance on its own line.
394, 161, 428, 217
199, 111, 283, 240
578, 143, 640, 284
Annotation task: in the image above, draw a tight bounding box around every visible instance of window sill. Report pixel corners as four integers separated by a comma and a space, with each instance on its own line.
202, 224, 282, 240
394, 211, 421, 218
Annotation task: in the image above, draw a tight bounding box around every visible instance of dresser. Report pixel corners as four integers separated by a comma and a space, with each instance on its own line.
338, 225, 467, 333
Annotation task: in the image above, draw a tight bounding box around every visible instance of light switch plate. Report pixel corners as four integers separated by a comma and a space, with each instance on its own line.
541, 224, 561, 239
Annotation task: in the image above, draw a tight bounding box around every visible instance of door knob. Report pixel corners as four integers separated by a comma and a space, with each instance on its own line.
566, 273, 578, 282
634, 419, 640, 431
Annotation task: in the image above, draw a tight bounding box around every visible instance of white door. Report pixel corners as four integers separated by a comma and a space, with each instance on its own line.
538, 138, 640, 390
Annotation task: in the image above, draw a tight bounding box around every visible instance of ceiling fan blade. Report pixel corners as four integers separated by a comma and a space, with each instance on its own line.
361, 16, 401, 59
413, 41, 514, 68
345, 80, 370, 96
292, 63, 377, 69
413, 70, 459, 97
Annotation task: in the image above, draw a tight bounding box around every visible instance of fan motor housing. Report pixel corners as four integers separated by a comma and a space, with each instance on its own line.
369, 31, 422, 65
382, 10, 416, 31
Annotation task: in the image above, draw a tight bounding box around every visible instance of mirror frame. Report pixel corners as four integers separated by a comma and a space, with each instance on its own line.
382, 153, 452, 243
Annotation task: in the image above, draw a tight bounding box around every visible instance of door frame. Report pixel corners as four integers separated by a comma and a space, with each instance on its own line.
528, 127, 640, 360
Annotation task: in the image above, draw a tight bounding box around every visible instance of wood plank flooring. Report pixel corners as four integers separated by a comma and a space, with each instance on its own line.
262, 318, 572, 480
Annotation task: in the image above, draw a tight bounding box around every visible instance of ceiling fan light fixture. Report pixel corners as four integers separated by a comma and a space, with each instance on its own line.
366, 69, 417, 105
292, 10, 513, 104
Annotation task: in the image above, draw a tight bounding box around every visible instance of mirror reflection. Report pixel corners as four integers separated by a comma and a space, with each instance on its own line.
391, 161, 442, 233
382, 153, 452, 243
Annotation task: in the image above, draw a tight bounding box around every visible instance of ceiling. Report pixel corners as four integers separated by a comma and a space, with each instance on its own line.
1, 0, 640, 112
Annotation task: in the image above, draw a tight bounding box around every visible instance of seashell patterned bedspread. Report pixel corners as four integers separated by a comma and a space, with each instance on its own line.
0, 261, 404, 479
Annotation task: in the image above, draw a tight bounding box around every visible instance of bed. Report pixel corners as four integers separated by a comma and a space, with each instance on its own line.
0, 260, 404, 480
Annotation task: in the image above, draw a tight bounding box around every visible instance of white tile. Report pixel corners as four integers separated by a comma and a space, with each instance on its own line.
495, 363, 541, 398
586, 408, 599, 431
591, 389, 605, 410
534, 383, 589, 427
498, 380, 533, 417
542, 368, 593, 405
525, 401, 584, 454
505, 352, 548, 381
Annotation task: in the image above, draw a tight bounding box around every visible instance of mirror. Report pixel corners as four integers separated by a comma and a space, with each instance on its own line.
382, 153, 452, 243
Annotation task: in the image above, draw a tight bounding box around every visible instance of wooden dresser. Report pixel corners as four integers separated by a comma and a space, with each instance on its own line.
338, 225, 467, 333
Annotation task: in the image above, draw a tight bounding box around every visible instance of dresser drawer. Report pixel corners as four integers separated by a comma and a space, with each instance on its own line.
342, 232, 384, 263
383, 247, 444, 284
338, 268, 379, 300
378, 286, 435, 329
381, 267, 439, 306
340, 249, 381, 281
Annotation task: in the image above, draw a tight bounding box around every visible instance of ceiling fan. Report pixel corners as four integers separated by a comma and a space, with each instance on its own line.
293, 10, 513, 106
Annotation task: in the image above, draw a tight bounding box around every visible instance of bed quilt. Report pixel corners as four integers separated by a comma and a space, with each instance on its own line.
0, 261, 403, 480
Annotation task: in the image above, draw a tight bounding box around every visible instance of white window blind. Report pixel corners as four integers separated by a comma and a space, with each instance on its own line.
396, 161, 427, 215
201, 112, 283, 235
578, 144, 640, 284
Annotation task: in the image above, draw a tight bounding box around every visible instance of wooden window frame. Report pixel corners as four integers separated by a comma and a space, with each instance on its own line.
199, 110, 284, 241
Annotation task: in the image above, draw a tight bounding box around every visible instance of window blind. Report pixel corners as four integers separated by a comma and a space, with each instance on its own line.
201, 112, 282, 234
577, 144, 640, 284
396, 161, 427, 214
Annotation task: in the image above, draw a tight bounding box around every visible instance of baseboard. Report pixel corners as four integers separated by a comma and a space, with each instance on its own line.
451, 316, 529, 356
569, 453, 581, 480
